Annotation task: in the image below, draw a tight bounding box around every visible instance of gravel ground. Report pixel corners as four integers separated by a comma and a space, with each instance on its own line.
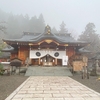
0, 74, 100, 100
70, 74, 100, 93
0, 74, 28, 100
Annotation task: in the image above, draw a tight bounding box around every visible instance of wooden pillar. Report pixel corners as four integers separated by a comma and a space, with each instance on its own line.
55, 58, 57, 66
40, 59, 42, 66
38, 58, 40, 66
18, 46, 20, 58
53, 59, 55, 66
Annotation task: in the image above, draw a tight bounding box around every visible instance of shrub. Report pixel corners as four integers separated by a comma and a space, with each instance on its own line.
0, 63, 4, 75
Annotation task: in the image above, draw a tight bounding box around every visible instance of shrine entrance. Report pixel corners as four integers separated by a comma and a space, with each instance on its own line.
30, 49, 67, 66
40, 54, 55, 66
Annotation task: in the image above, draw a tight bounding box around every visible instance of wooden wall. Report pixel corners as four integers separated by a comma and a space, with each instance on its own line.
10, 45, 76, 65
10, 52, 18, 59
18, 46, 29, 64
66, 47, 75, 58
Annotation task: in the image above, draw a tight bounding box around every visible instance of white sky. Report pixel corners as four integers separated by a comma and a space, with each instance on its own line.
0, 0, 100, 37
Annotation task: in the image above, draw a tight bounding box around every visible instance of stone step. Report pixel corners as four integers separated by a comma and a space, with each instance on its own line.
25, 66, 73, 76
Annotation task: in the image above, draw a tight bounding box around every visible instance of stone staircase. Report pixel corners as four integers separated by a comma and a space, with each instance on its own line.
25, 66, 73, 76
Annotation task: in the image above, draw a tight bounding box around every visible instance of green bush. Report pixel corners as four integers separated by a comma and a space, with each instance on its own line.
0, 63, 4, 75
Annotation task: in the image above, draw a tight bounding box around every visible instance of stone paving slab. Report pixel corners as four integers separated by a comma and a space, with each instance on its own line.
5, 76, 100, 100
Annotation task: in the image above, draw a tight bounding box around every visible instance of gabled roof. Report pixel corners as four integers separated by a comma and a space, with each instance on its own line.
90, 52, 100, 60
78, 48, 91, 53
0, 52, 10, 59
1, 45, 14, 52
2, 25, 88, 45
3, 32, 87, 44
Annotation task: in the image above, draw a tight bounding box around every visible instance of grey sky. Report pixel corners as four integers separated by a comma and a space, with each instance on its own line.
0, 0, 100, 37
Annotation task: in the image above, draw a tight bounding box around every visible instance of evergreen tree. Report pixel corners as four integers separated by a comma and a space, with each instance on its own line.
7, 14, 21, 38
78, 23, 100, 52
38, 14, 45, 33
51, 27, 58, 33
0, 22, 7, 50
78, 23, 96, 41
0, 22, 6, 33
29, 14, 45, 33
59, 21, 68, 34
29, 16, 37, 32
17, 14, 25, 33
23, 14, 30, 31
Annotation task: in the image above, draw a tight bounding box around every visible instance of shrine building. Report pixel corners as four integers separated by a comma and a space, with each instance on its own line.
2, 25, 88, 66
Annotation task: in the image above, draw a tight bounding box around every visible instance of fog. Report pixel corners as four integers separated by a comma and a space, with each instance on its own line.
0, 0, 100, 37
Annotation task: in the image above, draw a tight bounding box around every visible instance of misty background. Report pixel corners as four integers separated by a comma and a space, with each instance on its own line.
0, 0, 100, 52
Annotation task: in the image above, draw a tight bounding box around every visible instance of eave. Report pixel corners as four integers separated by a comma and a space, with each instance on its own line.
3, 39, 88, 47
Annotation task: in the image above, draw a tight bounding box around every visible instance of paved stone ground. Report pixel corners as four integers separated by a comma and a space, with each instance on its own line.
5, 76, 100, 100
25, 66, 73, 76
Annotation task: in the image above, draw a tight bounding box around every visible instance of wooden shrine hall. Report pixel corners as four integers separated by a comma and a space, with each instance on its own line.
2, 25, 88, 67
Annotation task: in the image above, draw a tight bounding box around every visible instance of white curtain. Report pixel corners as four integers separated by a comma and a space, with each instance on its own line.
62, 56, 68, 65
30, 50, 66, 59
